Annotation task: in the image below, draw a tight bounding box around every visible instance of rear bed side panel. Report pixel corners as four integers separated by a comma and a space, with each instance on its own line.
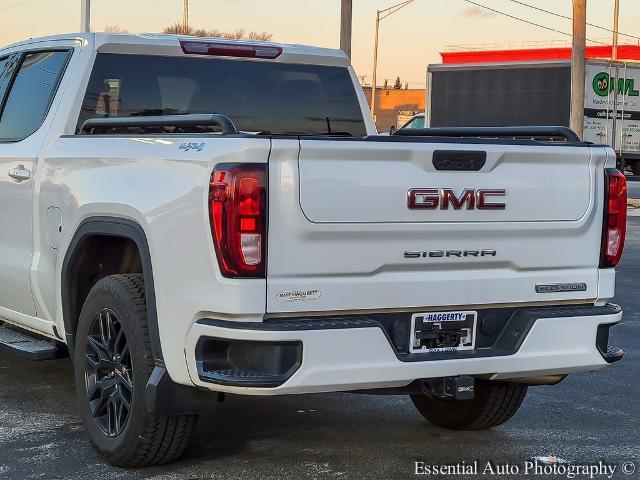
43, 136, 271, 385
267, 140, 608, 314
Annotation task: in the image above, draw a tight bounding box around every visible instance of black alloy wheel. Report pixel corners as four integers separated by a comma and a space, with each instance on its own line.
75, 274, 198, 466
84, 308, 133, 438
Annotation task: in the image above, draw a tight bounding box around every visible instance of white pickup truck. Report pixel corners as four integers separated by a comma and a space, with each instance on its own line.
0, 33, 627, 467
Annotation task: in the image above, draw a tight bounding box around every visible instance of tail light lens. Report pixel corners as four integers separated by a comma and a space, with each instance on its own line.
601, 169, 627, 268
210, 164, 267, 278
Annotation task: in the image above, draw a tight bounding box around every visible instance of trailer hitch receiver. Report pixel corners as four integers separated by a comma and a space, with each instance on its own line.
420, 376, 475, 401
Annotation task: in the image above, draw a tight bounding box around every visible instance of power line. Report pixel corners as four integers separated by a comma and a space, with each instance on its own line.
462, 0, 606, 45
508, 0, 640, 42
379, 0, 416, 21
0, 0, 36, 10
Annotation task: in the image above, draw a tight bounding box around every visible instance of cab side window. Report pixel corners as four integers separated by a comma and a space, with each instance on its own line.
0, 51, 70, 142
0, 55, 19, 109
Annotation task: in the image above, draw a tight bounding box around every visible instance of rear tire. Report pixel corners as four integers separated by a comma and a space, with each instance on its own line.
410, 380, 527, 430
74, 273, 197, 467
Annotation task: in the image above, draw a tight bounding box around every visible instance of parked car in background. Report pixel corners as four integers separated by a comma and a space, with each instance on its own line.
389, 113, 425, 134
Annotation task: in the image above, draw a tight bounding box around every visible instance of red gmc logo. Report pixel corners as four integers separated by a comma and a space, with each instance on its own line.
408, 188, 506, 210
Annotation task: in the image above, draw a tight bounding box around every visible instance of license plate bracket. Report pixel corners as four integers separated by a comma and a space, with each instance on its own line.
410, 310, 477, 354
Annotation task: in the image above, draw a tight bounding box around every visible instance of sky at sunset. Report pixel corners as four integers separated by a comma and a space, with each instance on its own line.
1, 0, 639, 87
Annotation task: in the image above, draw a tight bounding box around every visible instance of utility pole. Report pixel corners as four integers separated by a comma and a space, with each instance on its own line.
183, 0, 189, 34
611, 0, 621, 164
340, 0, 353, 59
612, 0, 620, 62
570, 0, 586, 139
371, 12, 380, 120
371, 0, 416, 122
81, 0, 91, 32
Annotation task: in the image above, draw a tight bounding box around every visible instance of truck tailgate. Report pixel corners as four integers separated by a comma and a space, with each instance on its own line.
298, 142, 590, 223
266, 138, 608, 314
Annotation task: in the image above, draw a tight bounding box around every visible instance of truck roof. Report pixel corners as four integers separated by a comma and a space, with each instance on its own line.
1, 32, 350, 67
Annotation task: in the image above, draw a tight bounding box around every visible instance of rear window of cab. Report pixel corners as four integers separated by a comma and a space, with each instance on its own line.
77, 53, 367, 137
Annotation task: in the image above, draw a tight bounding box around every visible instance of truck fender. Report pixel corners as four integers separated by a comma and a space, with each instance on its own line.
60, 216, 163, 363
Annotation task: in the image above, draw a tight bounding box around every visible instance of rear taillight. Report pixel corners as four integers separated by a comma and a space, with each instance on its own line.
180, 40, 283, 59
601, 168, 627, 268
210, 164, 267, 278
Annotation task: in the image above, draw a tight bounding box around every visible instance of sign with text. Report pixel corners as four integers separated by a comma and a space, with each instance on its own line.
583, 61, 640, 153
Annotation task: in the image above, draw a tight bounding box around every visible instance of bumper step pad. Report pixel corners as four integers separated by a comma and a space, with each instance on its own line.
602, 346, 624, 364
0, 324, 62, 360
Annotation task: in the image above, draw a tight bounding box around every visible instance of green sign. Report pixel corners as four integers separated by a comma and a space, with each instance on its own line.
593, 72, 640, 97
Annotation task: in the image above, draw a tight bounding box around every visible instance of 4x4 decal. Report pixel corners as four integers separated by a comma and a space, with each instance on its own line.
179, 142, 206, 152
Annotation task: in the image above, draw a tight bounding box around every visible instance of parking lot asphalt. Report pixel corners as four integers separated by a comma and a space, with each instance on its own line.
0, 223, 639, 480
627, 180, 640, 200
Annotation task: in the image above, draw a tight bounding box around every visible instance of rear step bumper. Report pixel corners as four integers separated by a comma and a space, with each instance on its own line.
184, 304, 622, 395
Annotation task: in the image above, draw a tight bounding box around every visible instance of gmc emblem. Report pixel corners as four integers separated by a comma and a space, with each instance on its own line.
408, 188, 506, 210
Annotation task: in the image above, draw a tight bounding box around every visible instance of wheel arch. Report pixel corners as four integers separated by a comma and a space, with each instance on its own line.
61, 216, 163, 363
